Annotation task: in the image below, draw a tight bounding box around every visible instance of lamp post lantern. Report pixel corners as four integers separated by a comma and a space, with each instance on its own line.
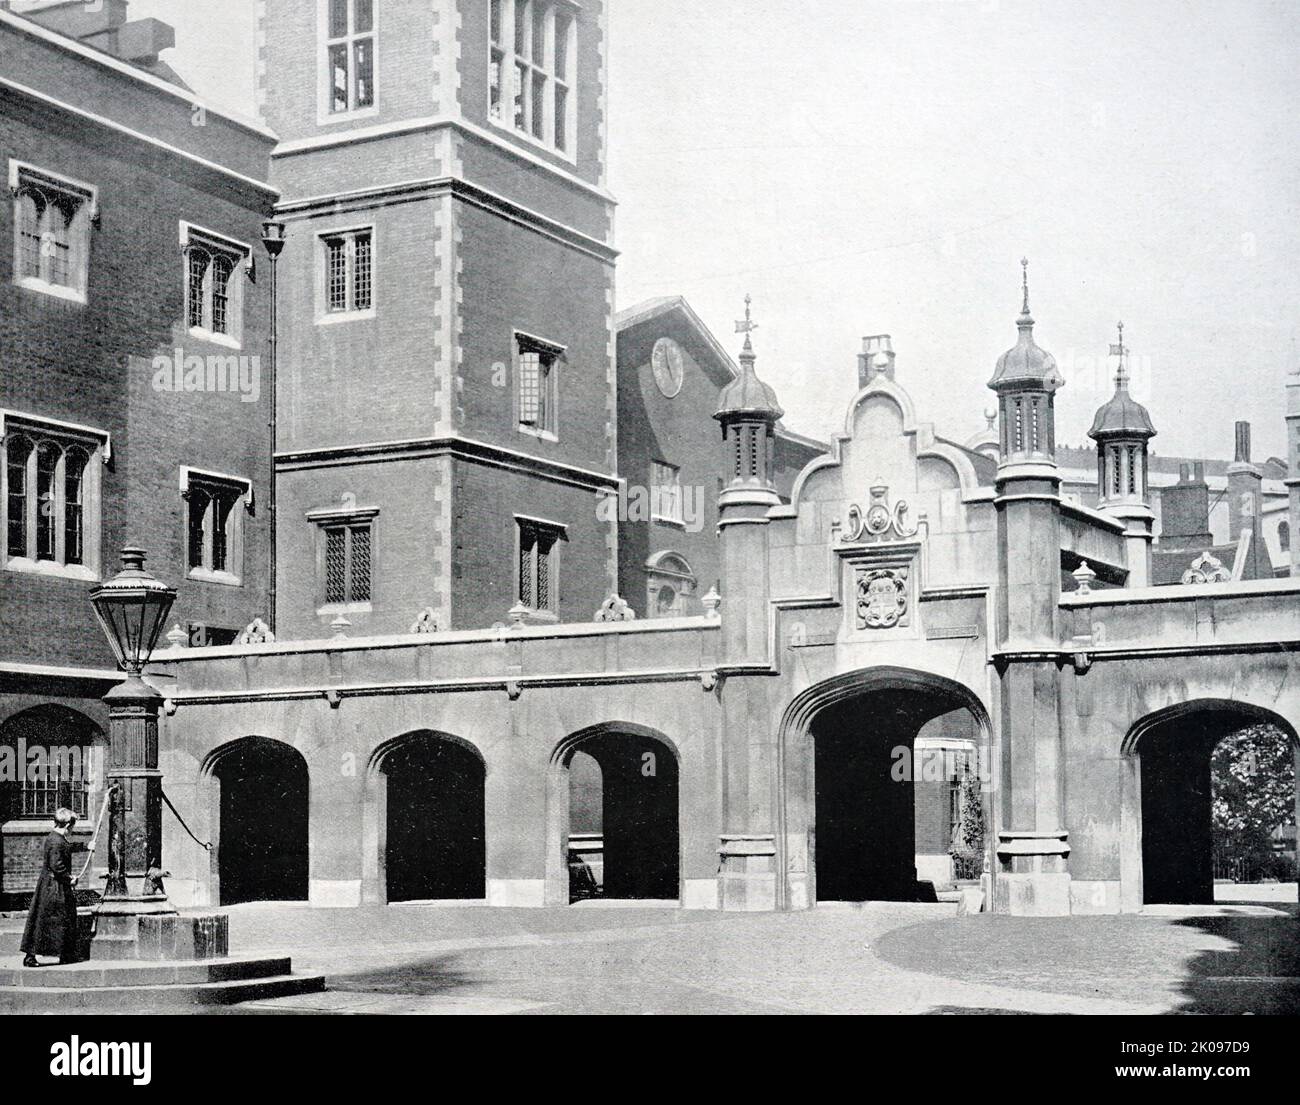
261, 219, 286, 635
90, 547, 177, 913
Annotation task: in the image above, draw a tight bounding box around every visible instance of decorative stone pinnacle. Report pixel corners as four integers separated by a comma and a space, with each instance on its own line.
1072, 561, 1097, 595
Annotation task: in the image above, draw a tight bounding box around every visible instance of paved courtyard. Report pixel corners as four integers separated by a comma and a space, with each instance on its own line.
216, 890, 1300, 1015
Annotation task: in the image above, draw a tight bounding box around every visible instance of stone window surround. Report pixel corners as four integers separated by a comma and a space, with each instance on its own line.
0, 410, 108, 583
179, 221, 252, 350
515, 512, 566, 619
644, 549, 697, 618
315, 222, 376, 324
180, 465, 253, 587
515, 329, 564, 441
307, 503, 378, 615
8, 159, 98, 306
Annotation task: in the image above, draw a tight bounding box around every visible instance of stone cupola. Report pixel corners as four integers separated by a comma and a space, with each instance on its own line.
1088, 321, 1156, 508
988, 259, 1064, 472
715, 295, 783, 508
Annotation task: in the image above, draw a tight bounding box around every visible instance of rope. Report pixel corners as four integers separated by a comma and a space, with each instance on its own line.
75, 785, 115, 884
161, 788, 212, 852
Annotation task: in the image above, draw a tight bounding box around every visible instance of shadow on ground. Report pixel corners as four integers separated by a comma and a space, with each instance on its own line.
873, 906, 1300, 1015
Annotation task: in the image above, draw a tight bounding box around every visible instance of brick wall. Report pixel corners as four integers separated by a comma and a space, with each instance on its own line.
1, 79, 275, 667
451, 455, 612, 629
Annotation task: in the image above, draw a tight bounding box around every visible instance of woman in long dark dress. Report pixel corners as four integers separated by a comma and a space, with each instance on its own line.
20, 807, 80, 967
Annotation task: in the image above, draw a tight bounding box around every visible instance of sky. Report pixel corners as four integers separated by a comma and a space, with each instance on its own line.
120, 0, 1299, 461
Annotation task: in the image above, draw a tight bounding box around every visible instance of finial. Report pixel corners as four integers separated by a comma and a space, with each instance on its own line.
1020, 257, 1030, 316
735, 293, 758, 356
984, 406, 997, 431
1109, 320, 1129, 388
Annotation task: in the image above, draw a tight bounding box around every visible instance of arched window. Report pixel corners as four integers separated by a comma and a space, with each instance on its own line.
15, 188, 43, 279
182, 226, 248, 341
35, 442, 59, 562
645, 550, 697, 618
187, 246, 210, 328
183, 468, 250, 581
1, 706, 104, 824
187, 487, 211, 569
211, 254, 234, 334
6, 435, 31, 559
11, 167, 95, 298
64, 447, 88, 567
2, 422, 103, 573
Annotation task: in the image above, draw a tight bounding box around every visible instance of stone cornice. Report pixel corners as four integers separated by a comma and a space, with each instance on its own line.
274, 175, 616, 263
271, 115, 615, 205
275, 434, 619, 492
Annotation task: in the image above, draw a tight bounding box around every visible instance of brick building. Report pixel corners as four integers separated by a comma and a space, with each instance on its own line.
614, 295, 824, 617
264, 0, 621, 638
1, 1, 1296, 919
0, 1, 277, 903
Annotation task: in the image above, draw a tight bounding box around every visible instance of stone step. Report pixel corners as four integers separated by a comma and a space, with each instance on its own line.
0, 972, 326, 1012
0, 955, 292, 989
87, 934, 139, 960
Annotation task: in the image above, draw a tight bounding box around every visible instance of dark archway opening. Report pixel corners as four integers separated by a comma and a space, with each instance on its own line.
382, 735, 485, 902
565, 731, 679, 902
214, 738, 308, 905
1140, 708, 1297, 905
812, 689, 982, 903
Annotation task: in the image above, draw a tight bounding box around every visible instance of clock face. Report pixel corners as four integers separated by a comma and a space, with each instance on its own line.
651, 337, 684, 398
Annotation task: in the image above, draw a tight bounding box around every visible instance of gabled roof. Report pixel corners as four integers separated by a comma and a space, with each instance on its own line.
615, 295, 740, 382
616, 294, 827, 449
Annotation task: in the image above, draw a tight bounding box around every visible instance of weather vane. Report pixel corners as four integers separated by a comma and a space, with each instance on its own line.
735, 294, 758, 337
1110, 320, 1128, 385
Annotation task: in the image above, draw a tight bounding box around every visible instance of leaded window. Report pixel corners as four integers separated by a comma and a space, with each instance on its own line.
183, 227, 247, 341
324, 522, 372, 604
517, 518, 562, 613
517, 335, 560, 434
323, 228, 373, 314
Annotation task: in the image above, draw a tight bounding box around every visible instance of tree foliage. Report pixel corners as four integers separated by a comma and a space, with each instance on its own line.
949, 769, 986, 880
1211, 724, 1296, 877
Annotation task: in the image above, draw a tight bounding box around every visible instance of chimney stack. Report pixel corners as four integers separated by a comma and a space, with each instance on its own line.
1159, 462, 1212, 548
1234, 421, 1252, 464
858, 334, 895, 386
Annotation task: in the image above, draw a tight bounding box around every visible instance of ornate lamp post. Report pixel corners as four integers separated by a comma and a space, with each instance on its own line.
90, 547, 177, 914
260, 219, 286, 635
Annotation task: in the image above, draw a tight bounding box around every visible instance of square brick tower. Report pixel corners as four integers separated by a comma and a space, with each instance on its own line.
261, 0, 618, 636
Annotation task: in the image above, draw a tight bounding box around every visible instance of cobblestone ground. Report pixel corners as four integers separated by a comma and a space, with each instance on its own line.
223, 894, 1300, 1015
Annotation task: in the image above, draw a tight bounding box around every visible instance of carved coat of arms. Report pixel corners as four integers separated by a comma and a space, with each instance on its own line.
856, 566, 909, 629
